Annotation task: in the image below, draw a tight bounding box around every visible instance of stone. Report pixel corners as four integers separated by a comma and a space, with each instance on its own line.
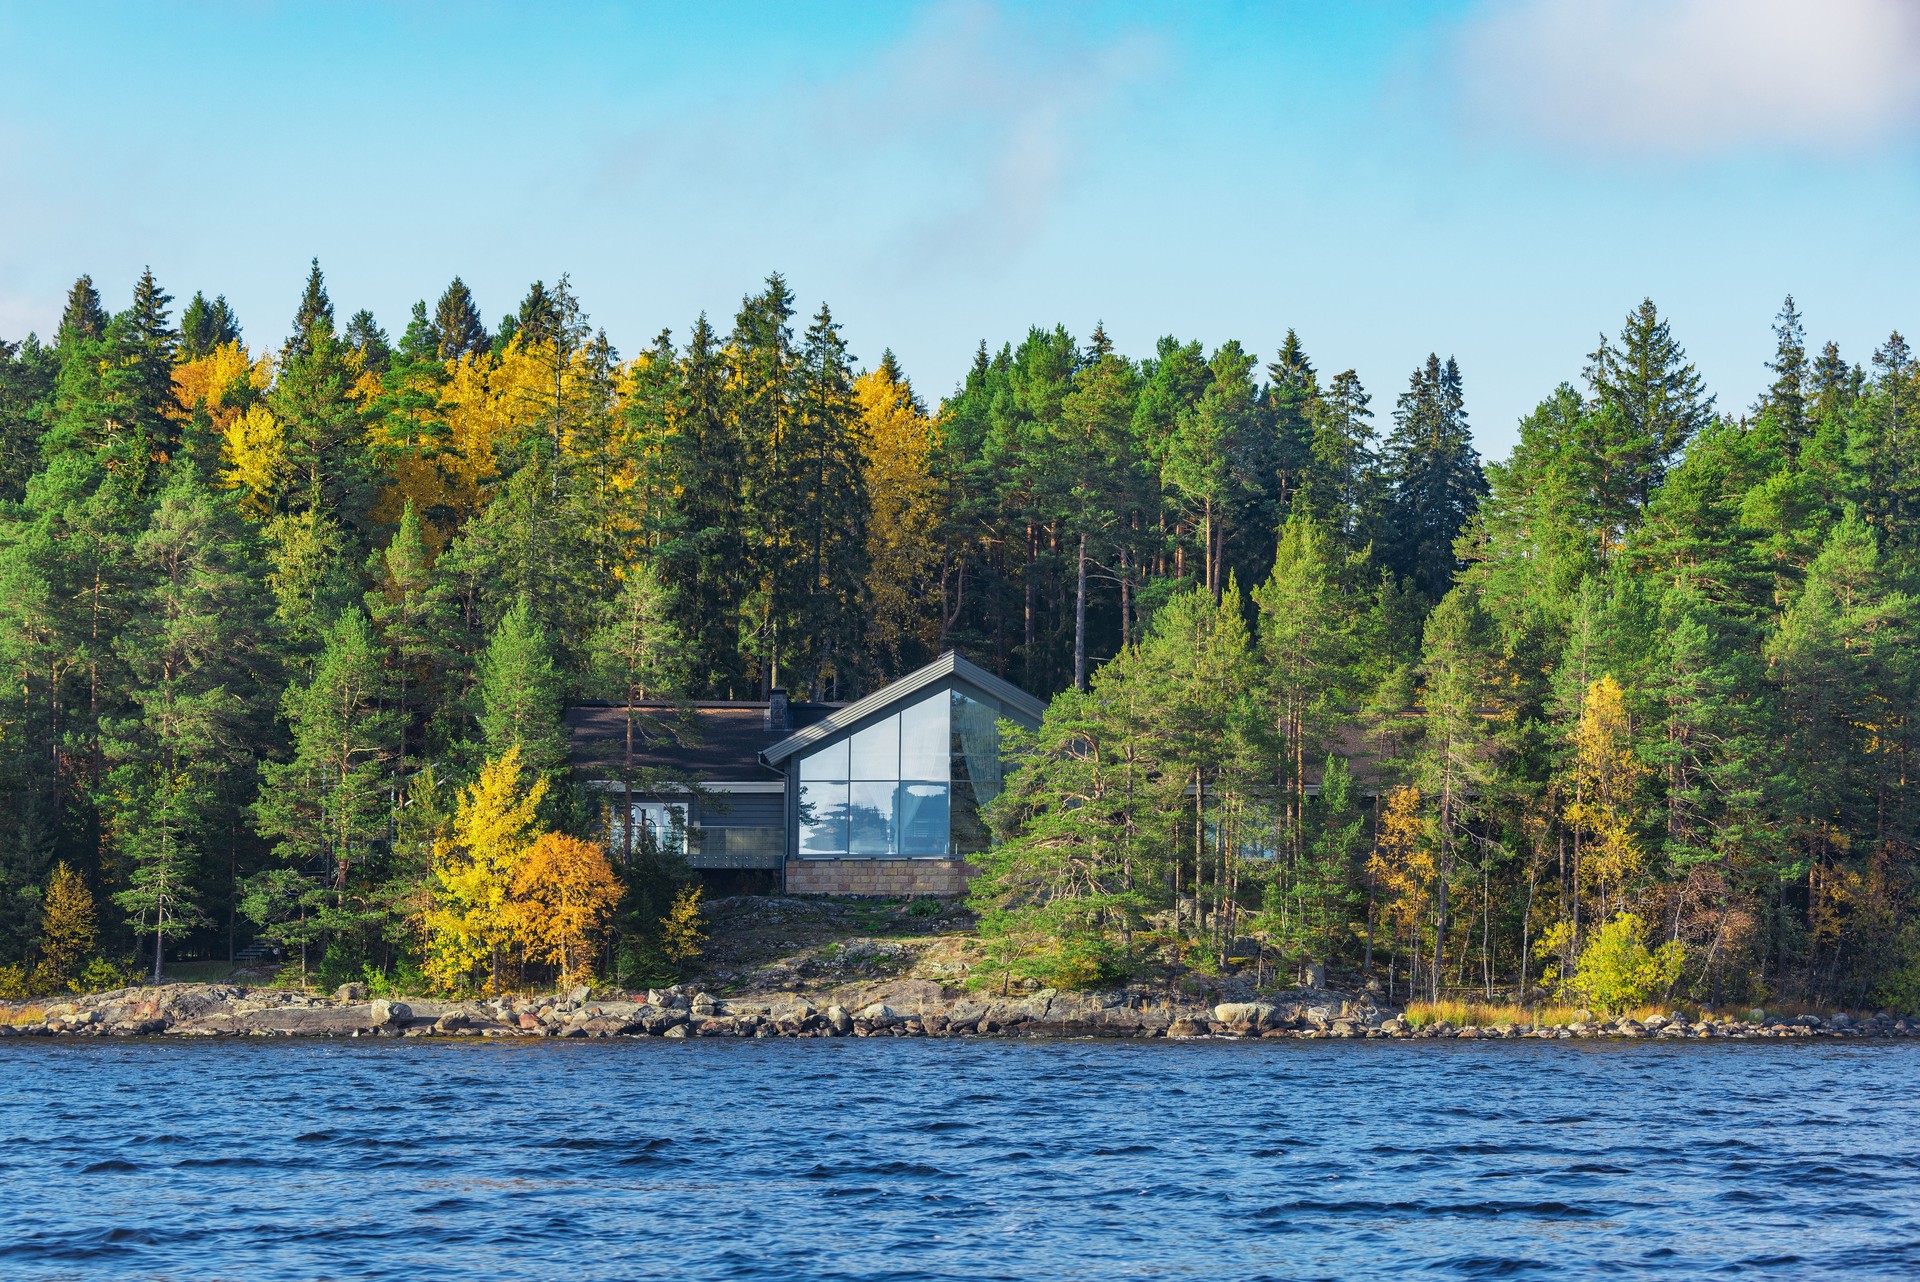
1167, 1018, 1204, 1038
855, 1002, 897, 1024
662, 1024, 689, 1039
433, 1011, 467, 1033
1213, 1002, 1277, 1031
333, 983, 368, 1003
370, 999, 410, 1027
826, 1005, 853, 1035
567, 984, 591, 1005
517, 1012, 542, 1030
1304, 961, 1327, 988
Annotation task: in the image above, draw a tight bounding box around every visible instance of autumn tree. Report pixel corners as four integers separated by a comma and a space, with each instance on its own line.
425, 747, 547, 993
37, 862, 97, 988
509, 832, 623, 990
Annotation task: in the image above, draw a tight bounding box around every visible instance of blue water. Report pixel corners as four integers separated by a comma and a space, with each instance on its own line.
4, 1039, 1917, 1280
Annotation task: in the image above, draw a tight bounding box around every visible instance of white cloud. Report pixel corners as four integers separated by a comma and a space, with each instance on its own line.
1452, 0, 1920, 156
602, 1, 1164, 269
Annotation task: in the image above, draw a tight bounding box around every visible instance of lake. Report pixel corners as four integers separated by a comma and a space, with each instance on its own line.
4, 1038, 1916, 1279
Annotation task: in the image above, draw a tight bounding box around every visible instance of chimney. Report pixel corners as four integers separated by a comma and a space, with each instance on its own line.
766, 688, 790, 733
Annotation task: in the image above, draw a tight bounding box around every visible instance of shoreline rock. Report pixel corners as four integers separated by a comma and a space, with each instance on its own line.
0, 982, 1912, 1042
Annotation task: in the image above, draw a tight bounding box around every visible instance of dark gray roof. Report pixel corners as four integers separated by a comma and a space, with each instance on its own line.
566, 701, 840, 781
760, 652, 1046, 766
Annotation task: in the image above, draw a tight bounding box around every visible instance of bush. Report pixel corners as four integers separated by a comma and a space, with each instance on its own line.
1567, 913, 1684, 1014
0, 964, 33, 1001
74, 956, 142, 994
361, 961, 428, 999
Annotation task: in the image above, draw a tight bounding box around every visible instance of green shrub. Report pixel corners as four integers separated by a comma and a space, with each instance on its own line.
1568, 913, 1684, 1014
0, 963, 32, 1001
74, 956, 142, 994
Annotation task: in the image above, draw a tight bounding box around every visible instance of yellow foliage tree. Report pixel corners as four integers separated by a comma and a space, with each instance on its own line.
1565, 675, 1650, 921
659, 885, 707, 974
220, 404, 290, 518
173, 341, 269, 435
857, 361, 945, 666
38, 861, 97, 988
1366, 785, 1434, 992
424, 747, 548, 993
509, 833, 624, 991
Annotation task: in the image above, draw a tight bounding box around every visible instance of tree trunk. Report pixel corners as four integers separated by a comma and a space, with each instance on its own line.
1074, 533, 1088, 692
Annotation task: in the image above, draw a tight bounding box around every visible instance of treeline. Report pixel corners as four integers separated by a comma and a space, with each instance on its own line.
974, 299, 1920, 1013
1, 260, 1911, 1009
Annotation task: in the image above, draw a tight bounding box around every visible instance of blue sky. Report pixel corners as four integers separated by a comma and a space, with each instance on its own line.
3, 0, 1919, 458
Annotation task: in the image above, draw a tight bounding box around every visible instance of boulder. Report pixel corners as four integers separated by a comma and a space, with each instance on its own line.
1213, 1002, 1277, 1032
1167, 1018, 1204, 1038
567, 984, 591, 1005
662, 1024, 689, 1039
334, 982, 369, 1003
826, 1005, 853, 1035
370, 999, 410, 1027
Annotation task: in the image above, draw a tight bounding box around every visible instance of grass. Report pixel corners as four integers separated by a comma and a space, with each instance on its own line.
1402, 999, 1700, 1028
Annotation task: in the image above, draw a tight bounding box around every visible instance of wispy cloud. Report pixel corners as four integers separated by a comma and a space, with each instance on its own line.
602, 1, 1164, 271
1450, 0, 1920, 157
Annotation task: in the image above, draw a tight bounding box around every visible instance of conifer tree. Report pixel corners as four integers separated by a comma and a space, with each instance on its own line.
343, 309, 390, 375
56, 275, 108, 351
179, 292, 241, 360
1583, 298, 1713, 513
1382, 355, 1486, 601
1762, 295, 1809, 443
433, 278, 489, 361
476, 599, 567, 784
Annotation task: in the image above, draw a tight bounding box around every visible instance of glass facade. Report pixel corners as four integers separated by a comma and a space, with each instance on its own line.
795, 687, 1007, 858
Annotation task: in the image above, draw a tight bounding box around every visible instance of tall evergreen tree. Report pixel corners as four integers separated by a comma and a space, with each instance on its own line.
179, 292, 241, 360
432, 278, 489, 361
1382, 355, 1486, 601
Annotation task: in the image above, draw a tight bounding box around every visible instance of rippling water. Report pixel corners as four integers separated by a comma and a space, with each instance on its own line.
4, 1039, 1917, 1280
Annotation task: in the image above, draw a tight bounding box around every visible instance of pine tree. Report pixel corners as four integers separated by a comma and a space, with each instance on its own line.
107, 465, 272, 980
0, 335, 56, 503
587, 564, 689, 861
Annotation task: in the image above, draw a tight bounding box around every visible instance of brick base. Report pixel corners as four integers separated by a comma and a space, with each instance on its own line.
784, 858, 977, 897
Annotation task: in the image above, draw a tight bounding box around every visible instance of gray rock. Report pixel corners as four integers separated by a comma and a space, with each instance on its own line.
662, 1024, 689, 1039
567, 984, 591, 1005
370, 999, 410, 1027
333, 983, 368, 1003
1213, 1002, 1277, 1031
826, 1005, 853, 1035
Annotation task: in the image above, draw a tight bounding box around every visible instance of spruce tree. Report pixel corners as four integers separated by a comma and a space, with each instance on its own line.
1762, 295, 1809, 443
180, 291, 241, 359
1382, 355, 1486, 601
284, 258, 334, 362
1583, 298, 1713, 512
343, 309, 390, 375
476, 598, 567, 783
55, 275, 108, 351
432, 278, 489, 361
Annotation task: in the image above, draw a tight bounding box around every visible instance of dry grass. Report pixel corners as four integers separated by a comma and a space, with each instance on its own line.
1402, 999, 1698, 1028
1, 1005, 46, 1027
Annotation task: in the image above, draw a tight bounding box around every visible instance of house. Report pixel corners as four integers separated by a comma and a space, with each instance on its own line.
565, 652, 1046, 897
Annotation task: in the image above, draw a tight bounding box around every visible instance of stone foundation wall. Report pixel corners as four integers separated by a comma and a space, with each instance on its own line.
784, 858, 977, 897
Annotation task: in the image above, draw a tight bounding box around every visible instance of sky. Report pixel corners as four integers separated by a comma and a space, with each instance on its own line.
4, 0, 1920, 459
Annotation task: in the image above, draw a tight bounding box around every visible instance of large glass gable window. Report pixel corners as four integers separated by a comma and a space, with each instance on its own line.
796, 687, 1007, 857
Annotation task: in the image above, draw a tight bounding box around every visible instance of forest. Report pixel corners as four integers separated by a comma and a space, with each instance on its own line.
0, 260, 1913, 1009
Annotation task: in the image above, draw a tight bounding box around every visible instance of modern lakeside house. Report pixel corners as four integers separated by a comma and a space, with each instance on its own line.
565, 652, 1046, 897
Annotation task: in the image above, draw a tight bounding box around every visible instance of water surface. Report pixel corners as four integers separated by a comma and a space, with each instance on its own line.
5, 1038, 1916, 1279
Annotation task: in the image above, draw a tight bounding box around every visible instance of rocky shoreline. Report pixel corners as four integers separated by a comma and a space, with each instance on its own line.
2, 980, 1915, 1042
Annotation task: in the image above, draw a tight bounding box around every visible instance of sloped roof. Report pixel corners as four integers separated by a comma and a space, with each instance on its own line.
760, 651, 1047, 767
566, 701, 841, 781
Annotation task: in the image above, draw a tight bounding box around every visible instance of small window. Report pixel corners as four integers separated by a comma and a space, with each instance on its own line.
610, 801, 687, 855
